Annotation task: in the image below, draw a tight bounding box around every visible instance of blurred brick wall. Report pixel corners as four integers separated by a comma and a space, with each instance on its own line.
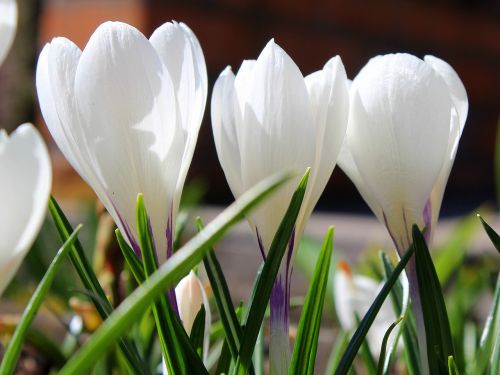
39, 0, 500, 213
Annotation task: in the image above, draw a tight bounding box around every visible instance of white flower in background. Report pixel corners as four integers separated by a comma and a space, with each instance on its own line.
0, 124, 52, 295
0, 0, 17, 66
175, 271, 211, 362
334, 261, 405, 357
338, 55, 466, 373
338, 53, 467, 252
212, 39, 349, 255
36, 21, 207, 263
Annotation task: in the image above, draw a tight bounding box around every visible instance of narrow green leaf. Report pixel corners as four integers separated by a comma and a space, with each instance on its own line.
472, 273, 500, 375
116, 228, 145, 283
334, 243, 415, 375
376, 317, 403, 375
190, 306, 206, 359
57, 171, 292, 375
290, 226, 334, 375
198, 217, 243, 360
360, 325, 377, 375
215, 339, 232, 375
235, 168, 310, 375
478, 215, 500, 254
380, 253, 420, 375
434, 212, 479, 285
136, 194, 206, 375
447, 356, 460, 375
48, 197, 149, 375
25, 328, 67, 368
253, 325, 265, 375
325, 331, 349, 375
0, 225, 82, 375
413, 225, 455, 374
463, 322, 477, 374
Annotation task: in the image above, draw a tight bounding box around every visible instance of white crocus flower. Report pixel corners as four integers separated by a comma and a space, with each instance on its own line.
0, 124, 52, 295
334, 261, 405, 358
174, 271, 211, 363
337, 53, 467, 374
338, 53, 467, 252
0, 0, 17, 66
211, 39, 349, 373
36, 21, 207, 263
212, 39, 348, 257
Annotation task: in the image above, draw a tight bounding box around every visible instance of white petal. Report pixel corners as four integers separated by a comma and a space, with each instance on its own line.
74, 21, 180, 261
302, 56, 349, 222
424, 55, 468, 130
423, 57, 468, 242
0, 124, 51, 295
348, 53, 452, 249
237, 40, 316, 248
175, 270, 211, 362
0, 0, 17, 66
149, 21, 207, 205
337, 141, 384, 221
36, 38, 85, 177
211, 66, 244, 198
334, 262, 397, 357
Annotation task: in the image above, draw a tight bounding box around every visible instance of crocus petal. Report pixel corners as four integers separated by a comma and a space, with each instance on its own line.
212, 66, 244, 198
337, 143, 384, 222
0, 0, 17, 66
175, 271, 211, 362
302, 56, 349, 224
149, 22, 207, 205
38, 21, 206, 265
424, 55, 468, 130
73, 22, 179, 261
334, 261, 398, 357
238, 40, 316, 248
347, 53, 453, 249
0, 124, 51, 294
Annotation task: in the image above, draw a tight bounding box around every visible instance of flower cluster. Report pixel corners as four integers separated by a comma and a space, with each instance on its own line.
0, 10, 470, 374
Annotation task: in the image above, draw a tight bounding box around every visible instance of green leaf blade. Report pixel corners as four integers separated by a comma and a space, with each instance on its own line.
57, 171, 292, 375
198, 217, 243, 360
478, 215, 500, 254
290, 226, 334, 375
234, 168, 310, 375
0, 225, 82, 375
48, 196, 149, 375
334, 243, 415, 375
413, 225, 455, 374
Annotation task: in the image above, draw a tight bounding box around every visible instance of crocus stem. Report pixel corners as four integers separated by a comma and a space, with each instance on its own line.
405, 256, 430, 375
269, 266, 291, 375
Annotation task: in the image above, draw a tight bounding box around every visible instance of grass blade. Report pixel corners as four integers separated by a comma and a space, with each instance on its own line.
48, 197, 149, 375
116, 228, 144, 283
234, 168, 310, 375
57, 171, 292, 375
325, 331, 349, 375
447, 356, 460, 375
478, 215, 500, 254
290, 226, 334, 375
376, 317, 403, 375
190, 306, 206, 359
0, 225, 82, 375
334, 243, 415, 375
472, 273, 500, 375
198, 217, 243, 360
136, 194, 207, 375
413, 225, 455, 374
380, 253, 420, 375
